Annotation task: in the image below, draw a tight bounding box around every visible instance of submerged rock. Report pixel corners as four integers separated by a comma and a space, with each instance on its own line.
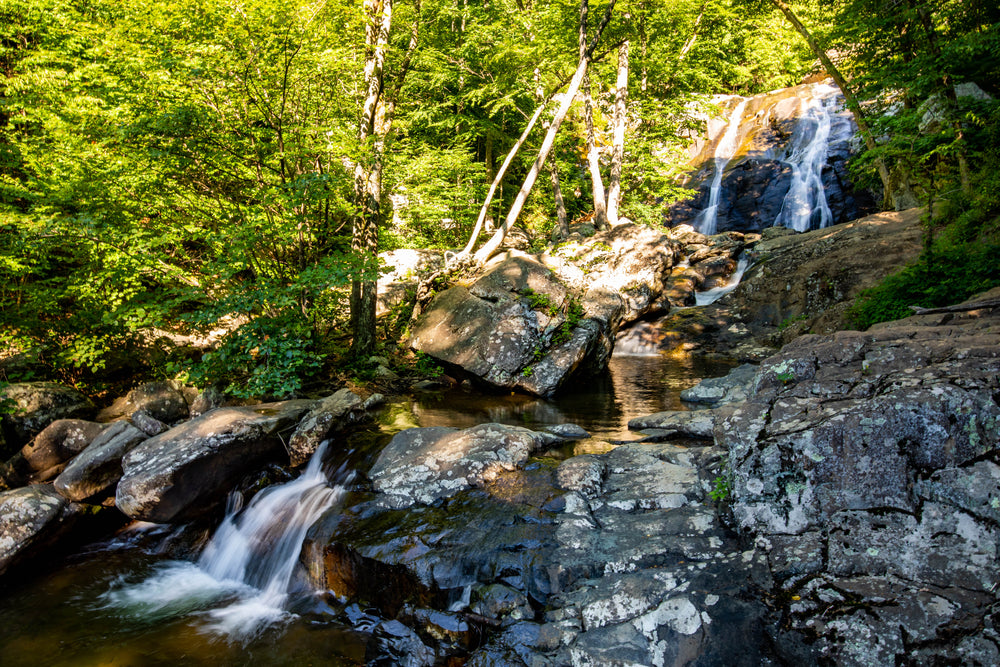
116, 400, 312, 522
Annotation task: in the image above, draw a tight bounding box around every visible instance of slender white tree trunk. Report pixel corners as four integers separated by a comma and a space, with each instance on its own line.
606, 39, 628, 224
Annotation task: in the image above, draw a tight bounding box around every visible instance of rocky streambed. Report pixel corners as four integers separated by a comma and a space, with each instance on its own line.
1, 212, 998, 665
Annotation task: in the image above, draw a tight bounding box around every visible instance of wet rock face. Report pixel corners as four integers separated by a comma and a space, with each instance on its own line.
0, 382, 96, 454
116, 400, 312, 522
645, 208, 926, 361
309, 420, 774, 665
288, 389, 383, 467
717, 301, 1000, 663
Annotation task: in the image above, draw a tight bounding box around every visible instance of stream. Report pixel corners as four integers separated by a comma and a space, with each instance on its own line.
0, 354, 734, 666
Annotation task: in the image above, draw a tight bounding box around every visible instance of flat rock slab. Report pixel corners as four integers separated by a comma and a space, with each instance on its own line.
368, 423, 545, 509
116, 400, 312, 522
627, 409, 716, 439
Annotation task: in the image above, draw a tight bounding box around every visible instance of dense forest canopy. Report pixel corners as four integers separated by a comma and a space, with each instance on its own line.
0, 0, 997, 396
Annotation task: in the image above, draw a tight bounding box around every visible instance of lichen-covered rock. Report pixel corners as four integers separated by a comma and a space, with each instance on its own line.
679, 362, 757, 406
0, 382, 95, 453
97, 381, 189, 424
116, 400, 312, 522
54, 421, 148, 501
20, 419, 106, 473
368, 423, 545, 509
0, 484, 82, 577
627, 409, 717, 439
718, 297, 1000, 664
287, 389, 384, 466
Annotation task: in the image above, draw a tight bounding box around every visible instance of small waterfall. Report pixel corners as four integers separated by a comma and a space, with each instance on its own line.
101, 441, 349, 643
773, 84, 849, 231
694, 254, 749, 306
694, 97, 749, 236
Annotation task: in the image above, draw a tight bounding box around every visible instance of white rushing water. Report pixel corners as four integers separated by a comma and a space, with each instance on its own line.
694, 97, 749, 236
101, 441, 348, 643
772, 83, 851, 232
695, 254, 750, 306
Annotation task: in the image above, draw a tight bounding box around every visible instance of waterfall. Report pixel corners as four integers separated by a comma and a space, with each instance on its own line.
694, 97, 748, 236
100, 441, 349, 643
694, 254, 749, 306
773, 84, 849, 231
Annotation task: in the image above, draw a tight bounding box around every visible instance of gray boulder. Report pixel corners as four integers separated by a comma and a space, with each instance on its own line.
0, 484, 82, 577
679, 363, 757, 406
54, 421, 148, 501
0, 382, 95, 452
410, 255, 610, 397
287, 389, 384, 466
368, 423, 545, 509
116, 400, 312, 522
97, 381, 189, 424
20, 419, 106, 473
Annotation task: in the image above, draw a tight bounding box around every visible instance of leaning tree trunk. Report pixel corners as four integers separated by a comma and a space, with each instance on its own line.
471, 0, 617, 264
350, 0, 394, 358
767, 0, 900, 209
605, 39, 628, 225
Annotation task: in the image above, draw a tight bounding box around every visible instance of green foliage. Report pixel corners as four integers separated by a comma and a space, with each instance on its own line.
412, 351, 443, 378
551, 297, 585, 347
177, 315, 323, 399
709, 474, 731, 502
521, 287, 559, 316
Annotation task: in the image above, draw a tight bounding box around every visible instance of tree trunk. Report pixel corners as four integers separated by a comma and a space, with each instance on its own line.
606, 39, 628, 224
767, 0, 899, 209
549, 155, 569, 239
579, 0, 608, 229
350, 0, 394, 358
456, 100, 549, 258
471, 0, 617, 264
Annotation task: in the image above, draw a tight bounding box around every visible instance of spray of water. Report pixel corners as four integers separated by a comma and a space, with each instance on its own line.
101, 441, 349, 643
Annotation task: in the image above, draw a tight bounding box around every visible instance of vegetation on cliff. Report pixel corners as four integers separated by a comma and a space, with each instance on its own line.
0, 0, 997, 395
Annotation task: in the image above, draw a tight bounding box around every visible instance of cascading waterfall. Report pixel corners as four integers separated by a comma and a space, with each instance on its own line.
772, 83, 850, 231
694, 97, 749, 236
695, 254, 749, 306
100, 441, 349, 643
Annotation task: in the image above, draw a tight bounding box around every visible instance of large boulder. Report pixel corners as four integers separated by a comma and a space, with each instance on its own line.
20, 419, 106, 473
116, 400, 312, 522
410, 255, 611, 396
716, 294, 1000, 663
54, 421, 148, 501
0, 382, 95, 454
0, 484, 84, 577
96, 381, 189, 424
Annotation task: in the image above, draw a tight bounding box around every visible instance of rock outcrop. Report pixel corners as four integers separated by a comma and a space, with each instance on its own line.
116, 400, 312, 522
288, 389, 384, 467
410, 224, 681, 396
54, 421, 148, 501
96, 381, 190, 424
635, 208, 926, 360
712, 292, 1000, 664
